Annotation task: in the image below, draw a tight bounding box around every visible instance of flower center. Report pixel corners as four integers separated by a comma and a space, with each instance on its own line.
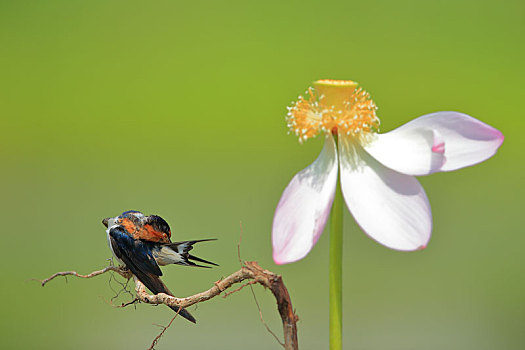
286, 79, 380, 143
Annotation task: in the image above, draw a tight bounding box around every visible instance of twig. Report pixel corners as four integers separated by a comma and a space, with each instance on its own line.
147, 308, 182, 350
40, 266, 131, 287
237, 221, 280, 343
237, 221, 243, 267
108, 271, 134, 302
235, 222, 283, 346
120, 298, 140, 308
222, 280, 257, 298
249, 282, 285, 347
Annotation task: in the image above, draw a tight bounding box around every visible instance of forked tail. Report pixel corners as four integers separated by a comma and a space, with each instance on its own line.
167, 239, 219, 268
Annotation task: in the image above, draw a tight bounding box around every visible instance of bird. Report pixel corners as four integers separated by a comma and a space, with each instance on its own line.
102, 210, 217, 323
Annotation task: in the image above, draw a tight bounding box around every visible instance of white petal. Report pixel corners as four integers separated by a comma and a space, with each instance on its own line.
272, 135, 338, 264
339, 137, 432, 251
364, 128, 446, 175
392, 112, 504, 171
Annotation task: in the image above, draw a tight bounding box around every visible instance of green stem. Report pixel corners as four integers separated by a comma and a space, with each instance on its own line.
329, 178, 343, 350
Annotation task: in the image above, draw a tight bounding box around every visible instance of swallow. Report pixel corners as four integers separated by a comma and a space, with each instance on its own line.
102, 210, 217, 323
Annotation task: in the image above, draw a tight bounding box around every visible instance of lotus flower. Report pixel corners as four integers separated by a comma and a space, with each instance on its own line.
272, 80, 503, 264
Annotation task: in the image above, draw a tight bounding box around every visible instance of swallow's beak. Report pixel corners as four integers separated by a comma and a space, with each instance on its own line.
102, 217, 110, 228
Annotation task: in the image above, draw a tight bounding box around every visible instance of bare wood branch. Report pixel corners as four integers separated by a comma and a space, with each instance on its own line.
39, 266, 132, 286
41, 261, 299, 350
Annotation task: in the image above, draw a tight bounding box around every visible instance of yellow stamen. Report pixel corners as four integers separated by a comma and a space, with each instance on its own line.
287, 79, 380, 143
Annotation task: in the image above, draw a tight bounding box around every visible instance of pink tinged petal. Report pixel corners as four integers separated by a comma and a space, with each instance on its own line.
272, 134, 338, 264
364, 128, 446, 176
339, 137, 432, 251
392, 112, 504, 171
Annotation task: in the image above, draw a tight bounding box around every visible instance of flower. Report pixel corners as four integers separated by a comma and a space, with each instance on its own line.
272, 80, 504, 264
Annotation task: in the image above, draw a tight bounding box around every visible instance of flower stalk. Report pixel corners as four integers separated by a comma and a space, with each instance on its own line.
329, 154, 344, 350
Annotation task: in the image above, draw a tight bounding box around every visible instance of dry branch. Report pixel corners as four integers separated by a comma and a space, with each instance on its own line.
41, 261, 299, 350
40, 265, 132, 286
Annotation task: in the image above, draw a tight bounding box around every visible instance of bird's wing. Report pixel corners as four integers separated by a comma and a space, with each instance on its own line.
108, 226, 196, 323
109, 225, 162, 277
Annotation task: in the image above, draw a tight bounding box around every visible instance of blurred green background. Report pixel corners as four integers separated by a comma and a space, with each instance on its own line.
1, 0, 523, 349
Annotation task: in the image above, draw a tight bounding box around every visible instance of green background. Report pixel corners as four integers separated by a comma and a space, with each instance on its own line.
1, 0, 523, 349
